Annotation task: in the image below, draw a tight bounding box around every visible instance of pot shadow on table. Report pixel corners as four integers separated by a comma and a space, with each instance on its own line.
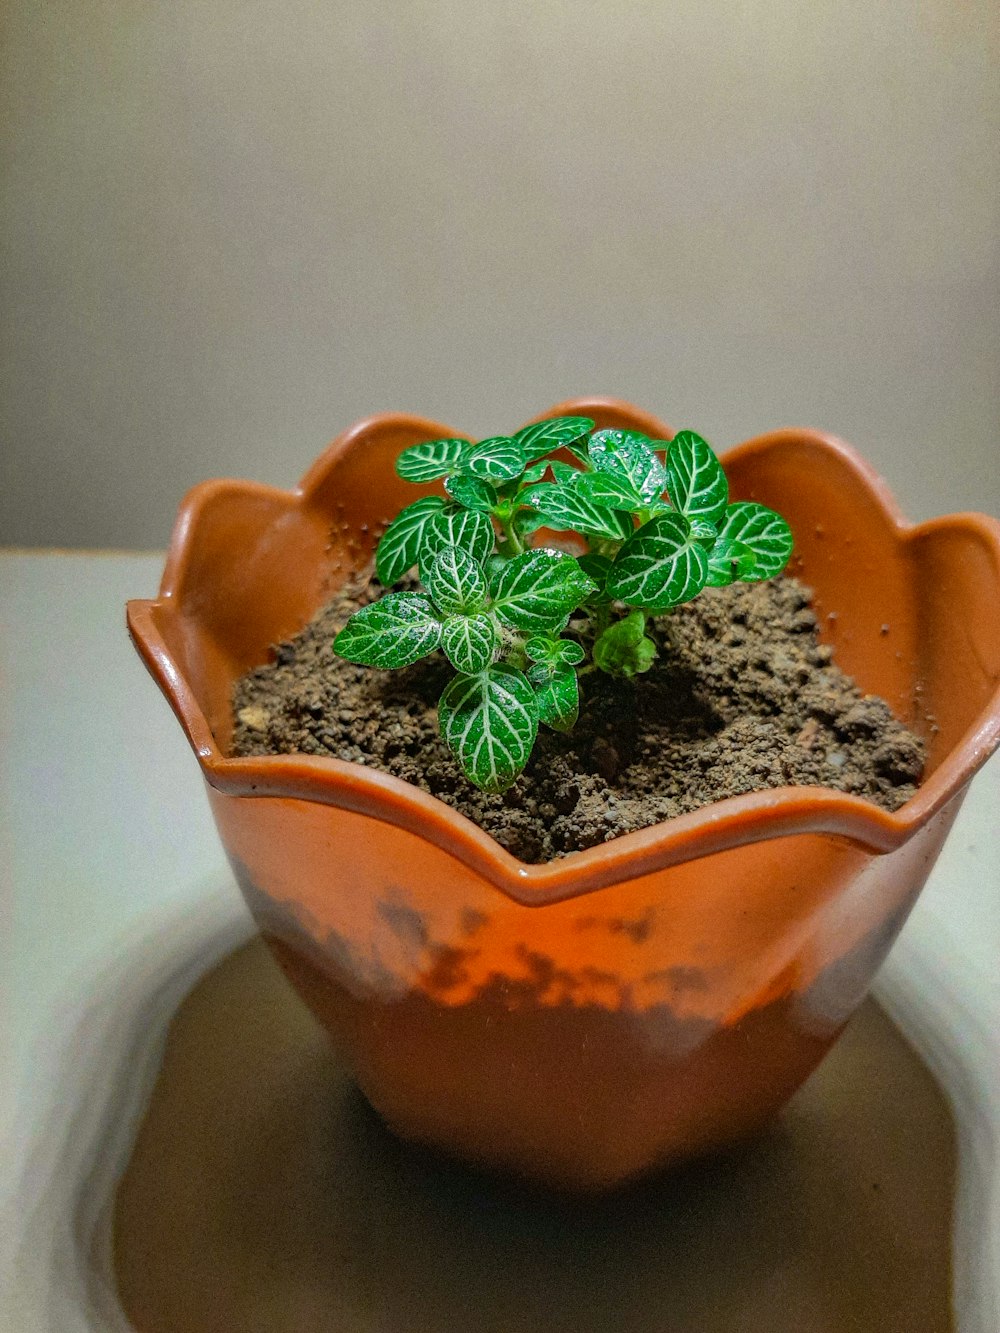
114, 938, 955, 1333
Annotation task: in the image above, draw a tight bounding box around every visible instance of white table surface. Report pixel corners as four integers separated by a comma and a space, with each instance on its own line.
2, 551, 998, 1332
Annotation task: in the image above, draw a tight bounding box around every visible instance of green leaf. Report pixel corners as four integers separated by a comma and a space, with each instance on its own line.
513, 508, 546, 537
513, 415, 594, 463
420, 508, 496, 569
524, 634, 586, 666
461, 436, 525, 482
518, 460, 550, 489
445, 474, 497, 512
425, 545, 488, 615
715, 502, 794, 579
396, 438, 470, 482
573, 470, 646, 512
521, 483, 633, 541
485, 553, 507, 584
607, 512, 710, 610
665, 431, 729, 526
525, 637, 556, 664
588, 429, 667, 504
548, 459, 581, 485
689, 517, 718, 545
441, 614, 500, 674
491, 548, 597, 632
375, 496, 448, 587
439, 663, 539, 792
333, 592, 442, 668
593, 610, 657, 678
531, 663, 579, 731
577, 552, 613, 594
705, 536, 757, 587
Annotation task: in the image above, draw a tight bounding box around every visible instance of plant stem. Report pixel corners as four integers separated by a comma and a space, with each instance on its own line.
497, 512, 524, 558
504, 631, 528, 671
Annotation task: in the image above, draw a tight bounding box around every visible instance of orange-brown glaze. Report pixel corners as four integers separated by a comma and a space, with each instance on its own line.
128, 398, 1000, 1189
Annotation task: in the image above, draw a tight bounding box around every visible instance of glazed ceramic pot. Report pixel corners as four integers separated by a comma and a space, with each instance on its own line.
127, 398, 1000, 1192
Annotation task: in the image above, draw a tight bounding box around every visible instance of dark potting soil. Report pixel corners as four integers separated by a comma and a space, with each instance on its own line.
231, 573, 924, 863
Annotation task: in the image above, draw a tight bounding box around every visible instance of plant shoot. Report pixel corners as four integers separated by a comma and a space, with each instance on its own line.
334, 418, 793, 791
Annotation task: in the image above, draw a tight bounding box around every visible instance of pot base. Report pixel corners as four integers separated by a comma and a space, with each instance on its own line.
113, 936, 957, 1332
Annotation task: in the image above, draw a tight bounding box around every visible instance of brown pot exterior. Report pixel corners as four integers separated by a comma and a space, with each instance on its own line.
128, 399, 1000, 1191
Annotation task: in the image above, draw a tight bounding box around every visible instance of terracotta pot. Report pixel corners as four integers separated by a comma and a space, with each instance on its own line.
127, 398, 1000, 1192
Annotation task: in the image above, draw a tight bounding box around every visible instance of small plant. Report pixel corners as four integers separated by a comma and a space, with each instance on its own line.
333, 417, 793, 792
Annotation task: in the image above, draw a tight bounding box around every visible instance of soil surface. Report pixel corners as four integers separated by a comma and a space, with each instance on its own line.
232, 573, 924, 863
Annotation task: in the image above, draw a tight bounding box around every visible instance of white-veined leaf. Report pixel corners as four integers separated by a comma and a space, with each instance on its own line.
445, 474, 497, 512
513, 415, 594, 463
588, 429, 667, 504
525, 638, 556, 664
572, 470, 646, 512
665, 431, 729, 526
548, 459, 582, 485
530, 662, 579, 732
689, 517, 718, 545
518, 460, 550, 488
375, 496, 448, 586
705, 536, 757, 587
490, 548, 597, 632
333, 592, 442, 668
715, 502, 793, 579
525, 634, 586, 666
439, 663, 539, 792
461, 436, 525, 481
396, 438, 470, 482
607, 512, 709, 610
441, 614, 500, 674
521, 483, 633, 541
419, 507, 496, 569
425, 545, 489, 615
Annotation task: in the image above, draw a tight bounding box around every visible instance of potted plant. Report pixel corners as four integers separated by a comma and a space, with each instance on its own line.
127, 397, 1000, 1192
326, 416, 795, 795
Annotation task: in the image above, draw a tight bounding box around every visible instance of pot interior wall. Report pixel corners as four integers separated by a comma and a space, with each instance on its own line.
727, 441, 1000, 775
158, 419, 450, 748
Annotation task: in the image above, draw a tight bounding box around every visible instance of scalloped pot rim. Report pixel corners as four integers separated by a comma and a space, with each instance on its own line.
127, 398, 1000, 906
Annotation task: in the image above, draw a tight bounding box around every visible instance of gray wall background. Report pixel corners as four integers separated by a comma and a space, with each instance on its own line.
2, 0, 998, 548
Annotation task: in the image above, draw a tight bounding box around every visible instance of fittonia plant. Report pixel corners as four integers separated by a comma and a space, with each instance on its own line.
333, 417, 793, 792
